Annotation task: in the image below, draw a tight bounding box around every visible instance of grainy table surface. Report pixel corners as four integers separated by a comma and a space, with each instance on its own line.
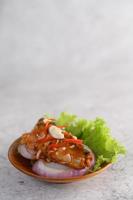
0, 1, 133, 200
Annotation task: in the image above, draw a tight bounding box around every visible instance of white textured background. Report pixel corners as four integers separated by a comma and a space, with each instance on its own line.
0, 1, 133, 200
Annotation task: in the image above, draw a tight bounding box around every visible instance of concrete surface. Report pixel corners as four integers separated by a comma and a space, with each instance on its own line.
0, 0, 133, 200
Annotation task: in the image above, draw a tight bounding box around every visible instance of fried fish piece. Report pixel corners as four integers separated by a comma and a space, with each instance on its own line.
19, 118, 95, 169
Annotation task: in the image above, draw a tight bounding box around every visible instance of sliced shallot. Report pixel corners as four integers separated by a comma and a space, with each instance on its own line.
18, 144, 35, 159
32, 159, 89, 178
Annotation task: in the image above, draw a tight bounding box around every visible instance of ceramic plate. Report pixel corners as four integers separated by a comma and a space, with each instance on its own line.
8, 138, 111, 183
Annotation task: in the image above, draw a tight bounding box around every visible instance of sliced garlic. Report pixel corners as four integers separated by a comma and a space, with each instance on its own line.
49, 125, 64, 139
43, 118, 51, 124
63, 154, 71, 162
72, 136, 77, 139
70, 145, 75, 149
61, 147, 66, 151
55, 151, 59, 155
36, 149, 42, 159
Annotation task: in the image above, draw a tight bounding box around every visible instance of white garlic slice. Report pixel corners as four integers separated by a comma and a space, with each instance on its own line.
62, 154, 71, 162
43, 118, 51, 124
49, 125, 64, 139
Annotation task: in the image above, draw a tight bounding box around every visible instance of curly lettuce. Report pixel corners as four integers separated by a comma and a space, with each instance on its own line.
56, 112, 126, 171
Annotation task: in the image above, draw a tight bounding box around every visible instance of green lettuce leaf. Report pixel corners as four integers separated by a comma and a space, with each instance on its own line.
56, 112, 126, 170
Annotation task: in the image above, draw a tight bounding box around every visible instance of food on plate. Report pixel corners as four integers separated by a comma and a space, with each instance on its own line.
18, 112, 126, 178
18, 117, 95, 178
